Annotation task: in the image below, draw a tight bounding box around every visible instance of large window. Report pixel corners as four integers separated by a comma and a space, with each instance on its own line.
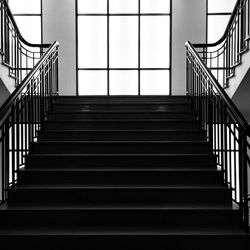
77, 0, 171, 95
8, 0, 42, 44
207, 0, 237, 43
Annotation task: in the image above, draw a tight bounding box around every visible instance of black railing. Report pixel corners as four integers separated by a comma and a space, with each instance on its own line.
0, 0, 50, 86
0, 41, 59, 204
194, 0, 250, 87
186, 41, 250, 231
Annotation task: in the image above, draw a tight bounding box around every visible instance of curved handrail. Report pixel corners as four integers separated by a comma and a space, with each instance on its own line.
0, 0, 50, 48
186, 41, 250, 135
195, 0, 242, 48
191, 0, 249, 88
0, 41, 59, 122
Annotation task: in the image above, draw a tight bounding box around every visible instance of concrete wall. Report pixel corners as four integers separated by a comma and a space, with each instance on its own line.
41, 0, 206, 96
42, 0, 76, 95
172, 0, 207, 95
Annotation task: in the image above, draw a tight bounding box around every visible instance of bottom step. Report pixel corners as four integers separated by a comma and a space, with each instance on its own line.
0, 229, 249, 250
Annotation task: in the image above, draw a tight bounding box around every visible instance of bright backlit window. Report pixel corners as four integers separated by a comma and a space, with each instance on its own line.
77, 0, 171, 95
207, 0, 237, 43
8, 0, 42, 43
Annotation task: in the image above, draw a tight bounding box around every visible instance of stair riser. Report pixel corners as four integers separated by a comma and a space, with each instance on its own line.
52, 104, 192, 112
54, 96, 189, 104
17, 171, 224, 186
38, 131, 205, 142
0, 210, 240, 227
0, 235, 248, 250
31, 142, 211, 154
43, 121, 199, 130
49, 113, 195, 120
8, 189, 232, 205
26, 155, 217, 169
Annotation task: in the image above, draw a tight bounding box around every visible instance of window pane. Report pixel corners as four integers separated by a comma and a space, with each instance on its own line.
14, 16, 41, 43
208, 0, 237, 13
141, 16, 170, 68
141, 0, 170, 13
9, 0, 41, 14
110, 71, 138, 95
78, 17, 107, 68
208, 15, 230, 43
109, 0, 138, 13
110, 17, 138, 68
78, 70, 107, 95
141, 70, 169, 95
78, 0, 107, 14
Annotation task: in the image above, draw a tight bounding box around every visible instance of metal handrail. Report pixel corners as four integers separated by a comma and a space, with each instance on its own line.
0, 0, 59, 204
0, 0, 50, 48
186, 41, 250, 135
0, 0, 51, 86
0, 41, 59, 121
195, 0, 242, 48
192, 0, 250, 87
186, 40, 250, 231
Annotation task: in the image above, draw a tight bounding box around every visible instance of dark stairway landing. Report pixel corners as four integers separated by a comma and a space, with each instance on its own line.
0, 95, 249, 250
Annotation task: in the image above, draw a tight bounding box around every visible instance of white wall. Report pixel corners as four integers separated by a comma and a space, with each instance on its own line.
172, 0, 207, 95
0, 62, 15, 107
226, 49, 250, 98
41, 0, 206, 96
42, 0, 76, 95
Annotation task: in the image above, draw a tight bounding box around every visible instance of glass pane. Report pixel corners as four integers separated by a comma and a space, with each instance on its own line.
78, 0, 107, 14
141, 16, 170, 68
109, 0, 138, 13
110, 17, 138, 68
110, 71, 138, 95
14, 16, 41, 43
78, 17, 107, 68
141, 0, 170, 13
141, 70, 169, 95
208, 15, 230, 43
208, 0, 237, 13
78, 70, 107, 95
8, 0, 41, 14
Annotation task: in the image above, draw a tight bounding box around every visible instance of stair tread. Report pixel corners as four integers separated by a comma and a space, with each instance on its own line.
12, 185, 227, 189
19, 168, 221, 172
46, 119, 197, 122
0, 226, 247, 236
0, 203, 236, 211
33, 141, 208, 144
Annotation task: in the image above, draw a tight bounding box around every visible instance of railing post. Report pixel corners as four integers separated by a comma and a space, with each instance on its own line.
240, 131, 249, 231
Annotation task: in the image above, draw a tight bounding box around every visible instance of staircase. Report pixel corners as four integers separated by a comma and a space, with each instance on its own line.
0, 96, 249, 249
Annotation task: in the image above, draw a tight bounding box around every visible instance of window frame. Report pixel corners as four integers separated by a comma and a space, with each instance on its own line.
8, 0, 43, 44
76, 0, 172, 96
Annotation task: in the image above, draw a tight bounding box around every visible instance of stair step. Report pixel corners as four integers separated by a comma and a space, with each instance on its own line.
52, 103, 192, 112
0, 208, 241, 227
49, 111, 195, 120
0, 229, 248, 250
54, 95, 190, 104
8, 185, 232, 205
43, 120, 200, 130
30, 141, 211, 154
26, 154, 217, 169
38, 130, 205, 141
17, 169, 223, 185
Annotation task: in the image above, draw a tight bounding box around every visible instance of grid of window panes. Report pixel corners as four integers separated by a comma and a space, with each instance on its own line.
77, 0, 171, 95
207, 0, 237, 43
8, 0, 42, 44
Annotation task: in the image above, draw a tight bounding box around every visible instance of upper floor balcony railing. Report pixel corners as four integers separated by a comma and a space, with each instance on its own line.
194, 0, 250, 88
0, 0, 50, 87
